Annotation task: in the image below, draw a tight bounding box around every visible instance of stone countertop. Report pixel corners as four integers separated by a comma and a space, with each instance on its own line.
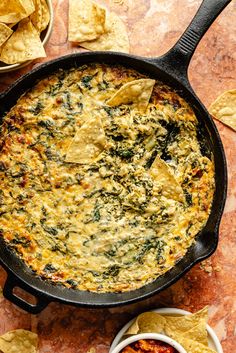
0, 0, 235, 352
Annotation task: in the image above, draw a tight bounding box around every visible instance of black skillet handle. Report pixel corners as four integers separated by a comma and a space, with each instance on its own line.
3, 274, 50, 314
152, 0, 232, 86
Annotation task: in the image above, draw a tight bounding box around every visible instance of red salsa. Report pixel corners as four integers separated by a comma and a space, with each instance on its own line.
121, 339, 178, 353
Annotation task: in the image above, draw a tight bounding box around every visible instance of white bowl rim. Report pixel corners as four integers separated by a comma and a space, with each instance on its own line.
110, 332, 187, 353
0, 0, 54, 73
109, 307, 223, 353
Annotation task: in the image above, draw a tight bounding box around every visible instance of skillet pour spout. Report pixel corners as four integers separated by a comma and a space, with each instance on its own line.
0, 0, 229, 313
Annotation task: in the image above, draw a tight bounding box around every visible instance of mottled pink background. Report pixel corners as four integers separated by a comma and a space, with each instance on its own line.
0, 1, 235, 352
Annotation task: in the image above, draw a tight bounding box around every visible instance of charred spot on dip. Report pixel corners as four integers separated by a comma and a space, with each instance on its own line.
0, 63, 215, 293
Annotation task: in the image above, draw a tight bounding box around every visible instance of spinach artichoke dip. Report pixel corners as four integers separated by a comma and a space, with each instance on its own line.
0, 63, 215, 292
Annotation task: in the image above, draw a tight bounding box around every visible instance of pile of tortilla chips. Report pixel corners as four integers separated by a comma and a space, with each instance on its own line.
125, 307, 217, 353
0, 329, 38, 353
0, 0, 50, 65
68, 0, 129, 53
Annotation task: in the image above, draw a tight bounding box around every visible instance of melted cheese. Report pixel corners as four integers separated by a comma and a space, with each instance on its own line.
0, 63, 215, 293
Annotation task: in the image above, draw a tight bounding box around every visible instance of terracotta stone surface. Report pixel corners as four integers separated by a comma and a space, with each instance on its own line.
0, 0, 235, 352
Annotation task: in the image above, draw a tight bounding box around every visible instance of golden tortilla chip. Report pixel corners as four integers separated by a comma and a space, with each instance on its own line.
65, 116, 107, 164
0, 329, 38, 353
183, 320, 208, 346
149, 155, 184, 202
80, 12, 129, 53
209, 89, 236, 131
8, 22, 19, 28
107, 79, 155, 112
68, 0, 106, 42
0, 0, 35, 23
0, 23, 13, 47
30, 0, 42, 32
124, 308, 214, 353
40, 0, 50, 32
164, 307, 208, 334
126, 313, 166, 335
0, 18, 46, 64
172, 336, 216, 353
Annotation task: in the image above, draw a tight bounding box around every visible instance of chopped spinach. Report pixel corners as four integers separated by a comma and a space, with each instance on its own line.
134, 238, 166, 264
66, 279, 78, 288
93, 204, 101, 222
43, 263, 57, 273
103, 265, 120, 278
98, 80, 109, 90
77, 102, 83, 113
38, 119, 54, 129
116, 148, 134, 159
103, 106, 113, 117
81, 75, 93, 89
184, 190, 192, 206
63, 91, 72, 110
29, 101, 44, 115
11, 236, 30, 248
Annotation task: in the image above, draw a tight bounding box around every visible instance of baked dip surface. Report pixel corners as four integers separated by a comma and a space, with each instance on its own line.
0, 63, 215, 292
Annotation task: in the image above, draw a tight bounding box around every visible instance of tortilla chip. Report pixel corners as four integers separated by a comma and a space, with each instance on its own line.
30, 0, 42, 32
149, 155, 184, 202
0, 23, 13, 47
183, 320, 208, 346
0, 18, 46, 64
125, 308, 213, 353
68, 0, 106, 42
172, 336, 216, 353
40, 0, 50, 32
164, 307, 208, 334
80, 12, 129, 53
126, 313, 166, 335
0, 0, 35, 23
8, 22, 19, 29
65, 116, 107, 164
209, 89, 236, 131
0, 329, 38, 353
107, 79, 155, 113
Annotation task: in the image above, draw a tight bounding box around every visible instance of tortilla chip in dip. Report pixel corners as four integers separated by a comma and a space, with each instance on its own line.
0, 329, 38, 353
0, 18, 46, 64
68, 0, 106, 42
107, 79, 155, 112
0, 23, 13, 47
209, 89, 236, 131
65, 116, 107, 164
79, 12, 129, 53
0, 0, 35, 24
149, 155, 184, 202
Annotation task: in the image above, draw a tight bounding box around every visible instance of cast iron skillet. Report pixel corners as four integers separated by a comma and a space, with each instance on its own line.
0, 0, 230, 313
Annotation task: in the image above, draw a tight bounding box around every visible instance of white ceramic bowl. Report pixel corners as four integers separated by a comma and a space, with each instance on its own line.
0, 0, 53, 73
110, 333, 187, 353
109, 308, 223, 353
